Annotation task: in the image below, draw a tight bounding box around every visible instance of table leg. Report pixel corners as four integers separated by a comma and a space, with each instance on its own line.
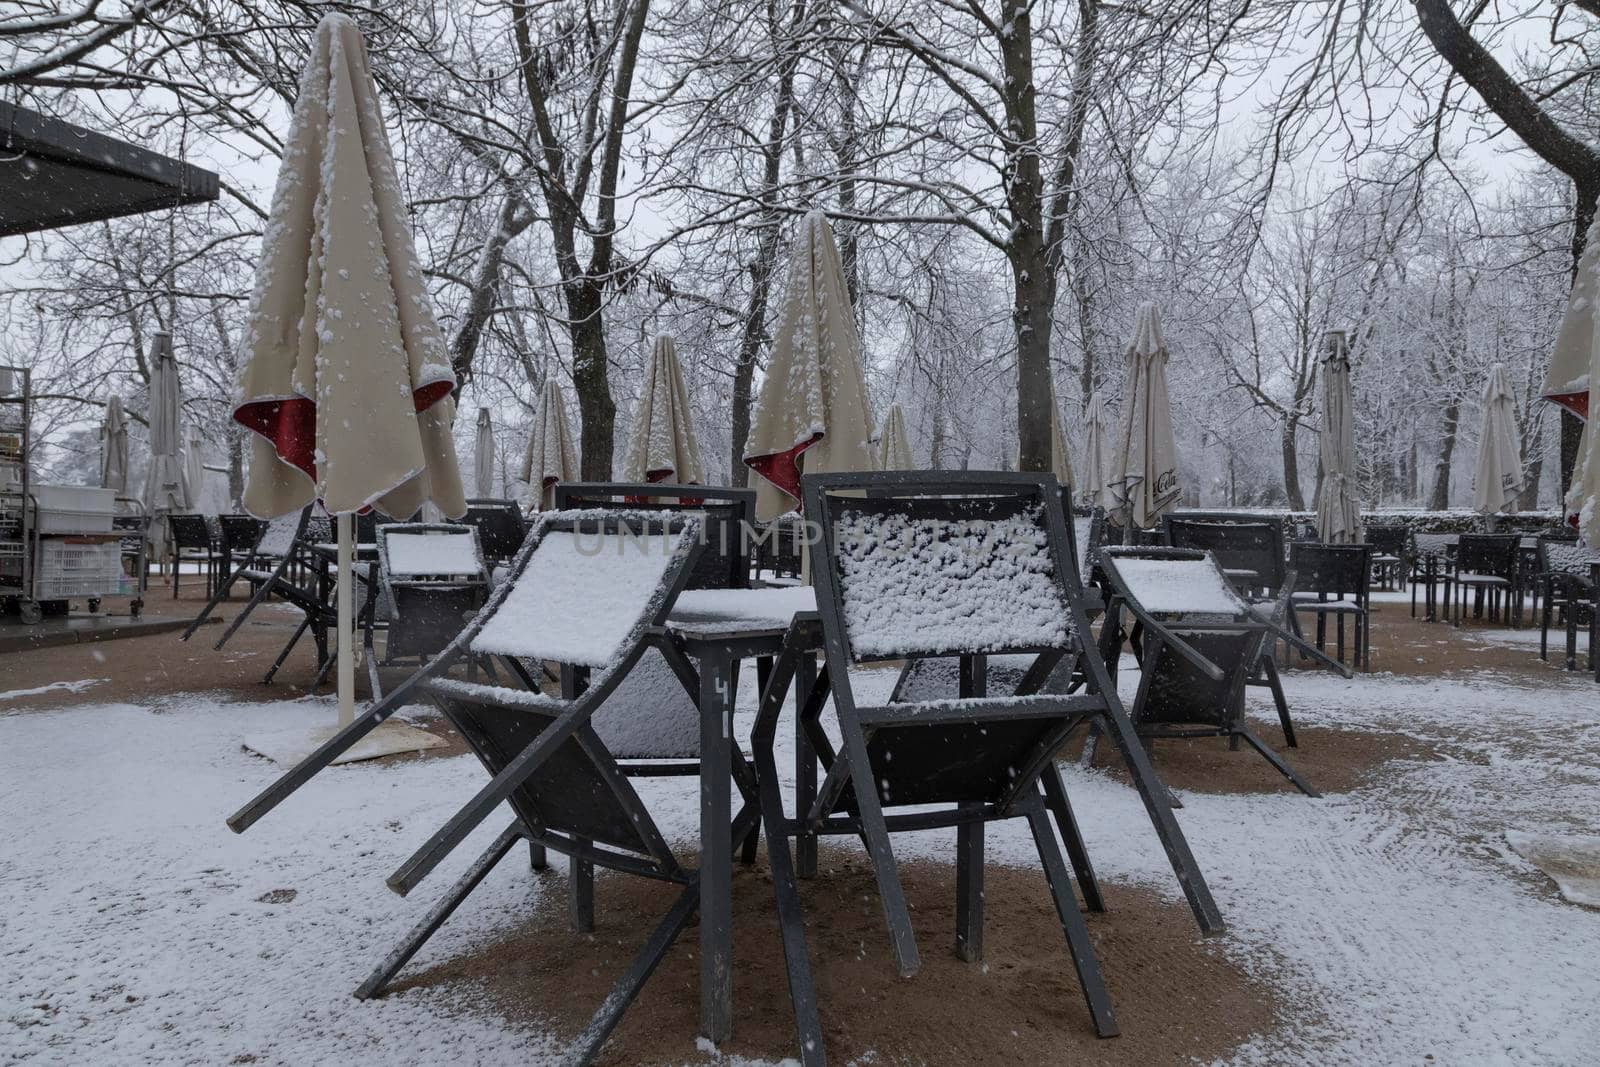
699, 648, 735, 1044
794, 652, 818, 879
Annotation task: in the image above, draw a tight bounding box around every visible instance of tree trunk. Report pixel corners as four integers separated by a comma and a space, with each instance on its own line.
1520, 456, 1543, 511
1281, 420, 1306, 511
566, 280, 616, 481
1430, 402, 1460, 510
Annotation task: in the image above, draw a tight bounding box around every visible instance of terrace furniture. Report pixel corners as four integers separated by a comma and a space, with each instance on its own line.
373, 523, 489, 666
1094, 546, 1318, 796
750, 471, 1227, 1056
1536, 536, 1599, 673
553, 482, 755, 590
1289, 542, 1374, 673
1409, 533, 1456, 622
217, 514, 267, 599
166, 512, 218, 598
1451, 534, 1521, 627
752, 511, 805, 581
1366, 525, 1409, 591
456, 498, 526, 569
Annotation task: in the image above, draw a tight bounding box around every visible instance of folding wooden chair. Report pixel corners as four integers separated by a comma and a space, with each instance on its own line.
226, 509, 764, 1062
1094, 546, 1318, 796
742, 472, 1230, 1061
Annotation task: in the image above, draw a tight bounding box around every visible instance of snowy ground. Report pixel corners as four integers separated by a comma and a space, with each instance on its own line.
3, 661, 1599, 1064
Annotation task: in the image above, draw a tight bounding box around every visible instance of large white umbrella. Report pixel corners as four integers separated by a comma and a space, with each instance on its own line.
1567, 328, 1600, 545
622, 334, 703, 484
1473, 362, 1523, 518
521, 378, 578, 510
1316, 330, 1362, 544
474, 407, 496, 497
234, 13, 466, 730
183, 427, 207, 515
744, 211, 875, 520
877, 402, 914, 470
1108, 302, 1180, 531
143, 331, 190, 562
1545, 194, 1600, 421
1080, 391, 1113, 510
100, 393, 129, 495
1048, 381, 1074, 489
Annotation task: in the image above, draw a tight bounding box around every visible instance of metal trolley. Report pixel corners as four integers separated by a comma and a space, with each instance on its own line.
1, 365, 147, 624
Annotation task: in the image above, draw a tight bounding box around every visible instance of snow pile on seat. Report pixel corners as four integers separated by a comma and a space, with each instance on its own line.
1547, 541, 1600, 577
1113, 556, 1245, 615
832, 507, 1069, 659
471, 528, 681, 667
384, 531, 481, 576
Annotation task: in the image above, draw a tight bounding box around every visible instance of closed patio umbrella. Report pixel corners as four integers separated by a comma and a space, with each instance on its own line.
100, 393, 129, 495
877, 402, 914, 470
1316, 330, 1362, 544
1108, 302, 1180, 532
1081, 391, 1113, 510
622, 334, 703, 484
1473, 363, 1523, 519
184, 427, 207, 515
474, 407, 496, 497
144, 331, 190, 562
744, 211, 875, 520
1546, 195, 1600, 420
1567, 333, 1600, 545
234, 13, 466, 730
521, 378, 578, 510
1048, 382, 1074, 489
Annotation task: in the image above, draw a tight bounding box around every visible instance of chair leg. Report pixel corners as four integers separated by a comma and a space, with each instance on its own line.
355, 822, 524, 1000
1025, 805, 1119, 1039
529, 841, 548, 870
955, 805, 984, 962
1259, 658, 1297, 748
569, 842, 595, 933
840, 731, 921, 977
263, 617, 312, 684
568, 879, 704, 1066
1041, 765, 1104, 912
1236, 728, 1320, 798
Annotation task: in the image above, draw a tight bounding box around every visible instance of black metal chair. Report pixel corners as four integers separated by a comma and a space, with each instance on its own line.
1408, 533, 1455, 621
1536, 536, 1598, 672
1365, 525, 1409, 591
1163, 514, 1288, 599
216, 514, 267, 599
166, 513, 217, 598
751, 511, 806, 582
374, 523, 489, 665
553, 482, 755, 590
1289, 542, 1374, 672
226, 508, 734, 1065
1451, 534, 1521, 627
457, 498, 527, 570
753, 471, 1228, 1052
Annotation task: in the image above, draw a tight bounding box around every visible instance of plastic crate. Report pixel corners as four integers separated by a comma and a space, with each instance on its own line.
33, 539, 125, 598
32, 485, 116, 534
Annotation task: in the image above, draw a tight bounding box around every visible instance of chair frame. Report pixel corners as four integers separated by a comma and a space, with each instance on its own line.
459, 497, 527, 568
1536, 535, 1598, 672
554, 482, 756, 590
1365, 525, 1410, 591
1095, 546, 1319, 797
1451, 533, 1522, 628
166, 512, 218, 599
373, 522, 490, 665
1288, 541, 1375, 673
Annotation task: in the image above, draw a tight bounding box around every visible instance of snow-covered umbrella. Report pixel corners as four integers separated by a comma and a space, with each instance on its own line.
233, 13, 466, 730
876, 402, 914, 470
99, 393, 129, 496
622, 334, 703, 484
1080, 391, 1113, 510
1316, 330, 1362, 544
1108, 302, 1180, 532
521, 377, 578, 510
1473, 363, 1523, 519
1566, 329, 1600, 545
143, 331, 190, 562
1545, 195, 1600, 421
183, 427, 207, 515
744, 211, 874, 520
1048, 381, 1074, 489
474, 407, 496, 497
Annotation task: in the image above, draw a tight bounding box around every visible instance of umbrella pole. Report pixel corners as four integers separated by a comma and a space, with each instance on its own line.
337, 512, 355, 727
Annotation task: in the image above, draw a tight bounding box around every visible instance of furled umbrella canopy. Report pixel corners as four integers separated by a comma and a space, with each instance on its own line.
184, 427, 207, 515
1081, 391, 1113, 510
1545, 191, 1600, 421
1108, 302, 1181, 531
522, 378, 578, 510
1566, 336, 1600, 545
1473, 363, 1524, 517
744, 212, 875, 520
143, 331, 190, 561
474, 407, 496, 497
1048, 382, 1075, 489
100, 393, 129, 495
876, 402, 914, 470
232, 13, 465, 523
622, 335, 703, 484
1316, 331, 1362, 544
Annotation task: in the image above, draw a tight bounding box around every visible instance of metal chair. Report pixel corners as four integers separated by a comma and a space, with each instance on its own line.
457, 498, 527, 569
1451, 534, 1521, 627
216, 514, 267, 599
166, 513, 217, 598
1536, 536, 1598, 672
226, 508, 734, 1065
1096, 546, 1319, 795
1365, 525, 1409, 591
1289, 542, 1374, 672
553, 482, 755, 590
1409, 533, 1455, 621
374, 523, 489, 664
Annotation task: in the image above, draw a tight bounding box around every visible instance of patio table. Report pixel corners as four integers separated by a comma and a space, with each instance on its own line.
663, 585, 820, 1044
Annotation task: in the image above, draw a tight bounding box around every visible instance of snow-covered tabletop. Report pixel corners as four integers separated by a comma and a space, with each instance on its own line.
667, 586, 817, 637
383, 532, 481, 576
1112, 557, 1247, 616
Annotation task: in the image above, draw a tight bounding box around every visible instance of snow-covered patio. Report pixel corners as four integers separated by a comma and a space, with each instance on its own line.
4, 601, 1598, 1065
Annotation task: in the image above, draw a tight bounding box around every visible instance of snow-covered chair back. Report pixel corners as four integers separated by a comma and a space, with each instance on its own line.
375, 523, 489, 662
